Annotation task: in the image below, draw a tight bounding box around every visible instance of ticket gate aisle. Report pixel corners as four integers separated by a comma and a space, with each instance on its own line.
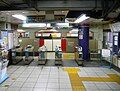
23, 46, 34, 65
37, 46, 47, 65
55, 46, 62, 65
38, 51, 47, 65
75, 46, 84, 66
12, 48, 23, 64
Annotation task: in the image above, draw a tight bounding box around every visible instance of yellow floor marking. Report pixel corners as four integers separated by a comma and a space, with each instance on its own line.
64, 68, 120, 91
63, 53, 75, 59
64, 68, 86, 91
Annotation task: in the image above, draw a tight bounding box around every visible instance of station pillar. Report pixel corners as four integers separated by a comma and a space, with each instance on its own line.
78, 25, 89, 61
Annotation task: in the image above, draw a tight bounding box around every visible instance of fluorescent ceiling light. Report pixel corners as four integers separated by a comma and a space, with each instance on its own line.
39, 28, 58, 32
74, 14, 90, 23
17, 29, 25, 32
50, 28, 58, 32
12, 14, 27, 20
69, 28, 79, 34
56, 23, 69, 27
22, 23, 46, 28
46, 23, 51, 28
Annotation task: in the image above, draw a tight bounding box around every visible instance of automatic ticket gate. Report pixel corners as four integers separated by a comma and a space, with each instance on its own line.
23, 46, 34, 65
12, 49, 23, 64
37, 46, 47, 65
55, 47, 62, 65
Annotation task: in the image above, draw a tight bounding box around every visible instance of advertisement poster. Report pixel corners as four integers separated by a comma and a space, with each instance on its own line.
1, 31, 8, 50
78, 30, 83, 39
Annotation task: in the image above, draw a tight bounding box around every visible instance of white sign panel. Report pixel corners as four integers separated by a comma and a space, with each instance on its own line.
102, 49, 111, 57
8, 33, 13, 49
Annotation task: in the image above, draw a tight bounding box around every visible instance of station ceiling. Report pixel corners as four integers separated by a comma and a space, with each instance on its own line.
0, 0, 120, 24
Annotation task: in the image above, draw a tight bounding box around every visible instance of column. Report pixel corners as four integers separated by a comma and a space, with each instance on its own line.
78, 25, 89, 61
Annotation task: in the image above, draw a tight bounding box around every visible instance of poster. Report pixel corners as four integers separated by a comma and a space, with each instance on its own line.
1, 31, 8, 50
78, 30, 83, 39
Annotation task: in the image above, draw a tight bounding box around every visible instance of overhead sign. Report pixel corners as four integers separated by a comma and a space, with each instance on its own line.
27, 15, 65, 23
27, 16, 45, 23
54, 15, 65, 22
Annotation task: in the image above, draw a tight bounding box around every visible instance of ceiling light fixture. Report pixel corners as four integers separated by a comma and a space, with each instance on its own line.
74, 14, 90, 23
12, 14, 27, 20
46, 23, 51, 28
69, 28, 79, 34
17, 29, 25, 32
22, 23, 46, 28
56, 23, 69, 28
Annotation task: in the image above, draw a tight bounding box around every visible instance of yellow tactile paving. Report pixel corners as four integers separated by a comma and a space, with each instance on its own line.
64, 68, 80, 73
64, 68, 86, 91
63, 53, 75, 59
64, 68, 120, 91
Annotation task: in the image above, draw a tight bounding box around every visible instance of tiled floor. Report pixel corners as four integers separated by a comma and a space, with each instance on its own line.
0, 66, 120, 91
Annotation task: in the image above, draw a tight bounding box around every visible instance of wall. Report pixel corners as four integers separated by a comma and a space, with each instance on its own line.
18, 28, 40, 51
66, 38, 78, 52
103, 24, 110, 30
90, 25, 103, 49
0, 22, 12, 30
0, 22, 5, 30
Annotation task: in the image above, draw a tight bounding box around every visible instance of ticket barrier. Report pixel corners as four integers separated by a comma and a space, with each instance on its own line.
23, 47, 34, 65
38, 51, 47, 65
75, 46, 83, 66
55, 48, 62, 65
12, 49, 23, 64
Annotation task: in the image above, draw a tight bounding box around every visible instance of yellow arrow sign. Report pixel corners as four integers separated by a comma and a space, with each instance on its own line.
64, 68, 120, 91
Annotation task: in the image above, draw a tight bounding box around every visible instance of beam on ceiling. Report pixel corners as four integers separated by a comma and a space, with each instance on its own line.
33, 0, 39, 12
1, 0, 117, 12
0, 0, 102, 11
23, 0, 32, 7
36, 0, 102, 10
102, 0, 120, 19
23, 0, 39, 11
0, 0, 18, 9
